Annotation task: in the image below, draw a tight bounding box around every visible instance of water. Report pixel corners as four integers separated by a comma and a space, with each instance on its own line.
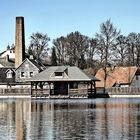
0, 98, 140, 140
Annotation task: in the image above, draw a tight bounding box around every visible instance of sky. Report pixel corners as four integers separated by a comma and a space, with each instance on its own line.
0, 0, 140, 51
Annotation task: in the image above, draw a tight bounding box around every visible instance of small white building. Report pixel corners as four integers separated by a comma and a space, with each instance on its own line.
0, 44, 15, 60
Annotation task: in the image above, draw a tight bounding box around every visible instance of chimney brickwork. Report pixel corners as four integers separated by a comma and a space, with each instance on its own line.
15, 17, 25, 68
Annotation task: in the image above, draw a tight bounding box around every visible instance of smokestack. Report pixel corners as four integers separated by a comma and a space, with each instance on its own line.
15, 16, 25, 68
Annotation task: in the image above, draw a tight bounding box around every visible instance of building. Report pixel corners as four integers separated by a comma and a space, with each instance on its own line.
26, 66, 99, 98
0, 45, 15, 68
0, 44, 15, 60
95, 66, 140, 88
15, 57, 45, 83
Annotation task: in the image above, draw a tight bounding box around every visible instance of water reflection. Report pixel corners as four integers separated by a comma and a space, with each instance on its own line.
0, 98, 140, 139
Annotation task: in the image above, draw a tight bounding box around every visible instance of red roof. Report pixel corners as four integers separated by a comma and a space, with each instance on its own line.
95, 66, 137, 88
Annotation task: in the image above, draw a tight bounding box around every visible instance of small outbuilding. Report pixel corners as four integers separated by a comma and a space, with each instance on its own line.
26, 66, 99, 98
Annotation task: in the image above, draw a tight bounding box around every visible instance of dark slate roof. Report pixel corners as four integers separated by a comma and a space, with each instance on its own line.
0, 58, 15, 68
0, 51, 6, 56
29, 59, 45, 71
16, 58, 45, 71
27, 66, 98, 82
0, 68, 15, 84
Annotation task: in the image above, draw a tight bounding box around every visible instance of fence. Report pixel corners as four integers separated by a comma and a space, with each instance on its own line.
0, 88, 31, 96
107, 87, 140, 95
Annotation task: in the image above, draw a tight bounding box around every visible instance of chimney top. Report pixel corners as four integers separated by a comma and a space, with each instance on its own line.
29, 55, 34, 60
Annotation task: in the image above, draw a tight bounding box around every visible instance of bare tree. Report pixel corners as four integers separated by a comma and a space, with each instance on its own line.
86, 38, 97, 68
53, 36, 68, 65
28, 32, 50, 61
66, 31, 89, 69
114, 35, 128, 66
96, 19, 120, 92
126, 33, 140, 66
126, 33, 137, 66
135, 33, 140, 66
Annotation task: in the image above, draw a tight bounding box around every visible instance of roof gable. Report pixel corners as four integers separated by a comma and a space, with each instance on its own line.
16, 58, 44, 71
5, 68, 15, 73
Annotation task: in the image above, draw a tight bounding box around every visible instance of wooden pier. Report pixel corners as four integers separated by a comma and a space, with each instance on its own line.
31, 88, 94, 99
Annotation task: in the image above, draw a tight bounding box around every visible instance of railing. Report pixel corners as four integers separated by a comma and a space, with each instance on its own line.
32, 89, 50, 93
69, 89, 88, 98
69, 89, 78, 94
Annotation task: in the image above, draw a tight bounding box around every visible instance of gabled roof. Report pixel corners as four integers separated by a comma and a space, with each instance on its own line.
0, 58, 15, 68
27, 66, 97, 82
95, 66, 138, 88
16, 58, 45, 71
0, 51, 6, 56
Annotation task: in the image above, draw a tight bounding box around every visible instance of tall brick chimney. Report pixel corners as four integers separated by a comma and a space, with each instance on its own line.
15, 17, 25, 68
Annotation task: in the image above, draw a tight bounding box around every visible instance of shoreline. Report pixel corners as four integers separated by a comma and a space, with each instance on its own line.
0, 94, 140, 99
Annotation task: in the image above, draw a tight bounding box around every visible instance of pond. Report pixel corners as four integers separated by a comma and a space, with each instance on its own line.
0, 98, 140, 140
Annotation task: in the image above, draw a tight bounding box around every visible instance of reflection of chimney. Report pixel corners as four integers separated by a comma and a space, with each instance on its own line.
15, 17, 25, 68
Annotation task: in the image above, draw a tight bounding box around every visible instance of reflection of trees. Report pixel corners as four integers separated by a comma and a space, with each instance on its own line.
94, 100, 137, 139
0, 99, 139, 139
52, 101, 89, 139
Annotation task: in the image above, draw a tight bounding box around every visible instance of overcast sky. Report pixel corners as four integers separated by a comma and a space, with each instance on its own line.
0, 0, 140, 51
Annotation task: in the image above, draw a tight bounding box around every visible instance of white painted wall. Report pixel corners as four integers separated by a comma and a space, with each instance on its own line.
0, 49, 15, 59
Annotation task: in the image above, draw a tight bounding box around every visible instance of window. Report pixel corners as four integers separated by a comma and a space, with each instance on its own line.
30, 72, 33, 77
70, 83, 78, 89
55, 72, 63, 77
25, 64, 29, 67
6, 70, 13, 78
21, 72, 25, 77
7, 73, 12, 78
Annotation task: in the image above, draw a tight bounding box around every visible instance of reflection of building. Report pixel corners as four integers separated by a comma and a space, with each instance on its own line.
15, 99, 31, 140
0, 99, 139, 139
92, 101, 137, 139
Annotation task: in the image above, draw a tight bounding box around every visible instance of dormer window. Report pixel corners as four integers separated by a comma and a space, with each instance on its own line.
54, 67, 68, 78
55, 72, 63, 77
7, 72, 13, 78
6, 69, 14, 78
55, 72, 63, 78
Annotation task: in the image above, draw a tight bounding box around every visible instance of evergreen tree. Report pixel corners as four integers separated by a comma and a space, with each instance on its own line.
51, 47, 57, 66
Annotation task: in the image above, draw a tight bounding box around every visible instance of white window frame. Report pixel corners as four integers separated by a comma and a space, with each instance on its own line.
7, 72, 12, 78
